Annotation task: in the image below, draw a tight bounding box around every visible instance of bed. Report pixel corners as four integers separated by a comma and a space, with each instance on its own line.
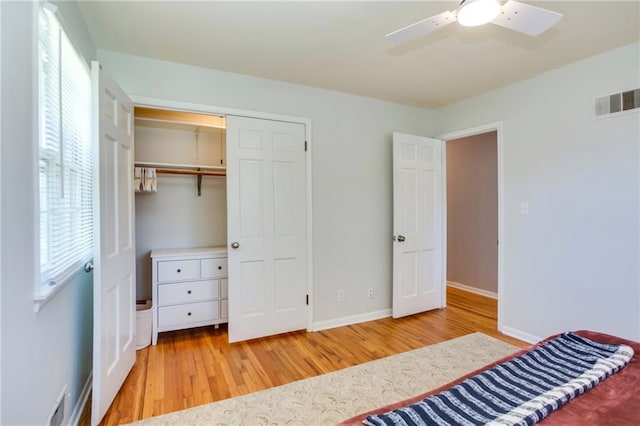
339, 330, 639, 425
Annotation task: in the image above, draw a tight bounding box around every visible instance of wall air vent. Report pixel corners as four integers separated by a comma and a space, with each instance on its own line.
594, 88, 640, 118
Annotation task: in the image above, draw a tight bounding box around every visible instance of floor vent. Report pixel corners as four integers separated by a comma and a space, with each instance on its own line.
594, 88, 640, 118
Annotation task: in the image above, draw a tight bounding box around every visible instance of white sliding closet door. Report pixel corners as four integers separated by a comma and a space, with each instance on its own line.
92, 62, 136, 425
226, 116, 308, 343
392, 132, 444, 318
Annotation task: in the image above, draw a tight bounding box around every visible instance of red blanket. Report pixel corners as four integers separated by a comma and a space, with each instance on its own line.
339, 331, 640, 425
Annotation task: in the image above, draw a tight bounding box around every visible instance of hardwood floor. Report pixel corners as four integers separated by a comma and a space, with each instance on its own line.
85, 286, 526, 426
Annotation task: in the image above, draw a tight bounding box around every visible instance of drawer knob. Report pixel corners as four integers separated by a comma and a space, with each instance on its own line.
218, 266, 222, 270
177, 269, 181, 273
187, 312, 192, 316
187, 290, 192, 294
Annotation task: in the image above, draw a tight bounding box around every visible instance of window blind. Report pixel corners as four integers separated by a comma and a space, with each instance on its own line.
38, 6, 93, 289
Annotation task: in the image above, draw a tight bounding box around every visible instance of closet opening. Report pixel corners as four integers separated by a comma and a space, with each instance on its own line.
133, 106, 230, 345
132, 104, 312, 344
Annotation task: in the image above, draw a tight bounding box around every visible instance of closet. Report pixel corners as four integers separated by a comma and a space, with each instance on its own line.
133, 105, 310, 344
133, 107, 228, 343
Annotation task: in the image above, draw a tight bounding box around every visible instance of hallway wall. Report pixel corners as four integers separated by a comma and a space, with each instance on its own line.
446, 131, 498, 295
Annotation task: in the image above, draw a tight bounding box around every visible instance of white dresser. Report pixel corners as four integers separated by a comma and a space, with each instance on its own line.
151, 247, 228, 345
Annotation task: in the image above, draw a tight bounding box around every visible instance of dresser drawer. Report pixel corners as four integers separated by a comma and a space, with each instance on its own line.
158, 301, 219, 327
157, 280, 219, 306
157, 259, 199, 282
201, 257, 227, 278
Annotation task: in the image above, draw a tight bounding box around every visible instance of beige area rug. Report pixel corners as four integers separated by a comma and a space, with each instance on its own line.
133, 333, 518, 426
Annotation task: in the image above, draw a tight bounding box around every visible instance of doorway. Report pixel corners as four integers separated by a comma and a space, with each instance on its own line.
440, 123, 503, 330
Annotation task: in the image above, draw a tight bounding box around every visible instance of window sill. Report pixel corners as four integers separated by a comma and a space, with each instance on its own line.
33, 265, 86, 312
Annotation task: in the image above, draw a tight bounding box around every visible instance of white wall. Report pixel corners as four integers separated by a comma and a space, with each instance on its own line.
98, 49, 436, 324
135, 175, 227, 299
437, 42, 640, 342
0, 2, 95, 424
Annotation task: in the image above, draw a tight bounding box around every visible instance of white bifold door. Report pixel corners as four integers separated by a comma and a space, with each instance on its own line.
392, 133, 444, 318
91, 62, 136, 425
226, 116, 308, 343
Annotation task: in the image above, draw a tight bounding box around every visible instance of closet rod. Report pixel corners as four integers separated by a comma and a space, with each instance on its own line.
156, 168, 226, 177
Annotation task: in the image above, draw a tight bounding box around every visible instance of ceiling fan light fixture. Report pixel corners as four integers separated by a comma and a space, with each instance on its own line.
457, 0, 501, 27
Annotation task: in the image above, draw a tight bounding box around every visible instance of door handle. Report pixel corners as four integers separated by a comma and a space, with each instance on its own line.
83, 261, 94, 273
397, 235, 406, 242
231, 242, 240, 249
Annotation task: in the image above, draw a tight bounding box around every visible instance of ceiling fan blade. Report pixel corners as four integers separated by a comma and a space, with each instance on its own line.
491, 0, 563, 36
386, 10, 456, 44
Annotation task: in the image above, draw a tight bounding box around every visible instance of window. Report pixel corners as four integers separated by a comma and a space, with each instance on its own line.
37, 5, 92, 300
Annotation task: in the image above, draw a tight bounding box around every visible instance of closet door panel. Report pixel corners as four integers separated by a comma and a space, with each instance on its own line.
273, 161, 294, 238
238, 159, 265, 240
274, 257, 298, 312
239, 259, 266, 316
227, 116, 308, 343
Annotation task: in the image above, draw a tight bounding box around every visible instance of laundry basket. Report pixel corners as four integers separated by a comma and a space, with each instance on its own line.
136, 300, 152, 350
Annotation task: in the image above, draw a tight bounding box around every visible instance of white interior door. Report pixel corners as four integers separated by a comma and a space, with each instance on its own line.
91, 62, 136, 425
226, 115, 307, 343
392, 132, 444, 318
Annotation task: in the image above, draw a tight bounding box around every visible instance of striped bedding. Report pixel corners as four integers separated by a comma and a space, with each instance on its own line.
364, 332, 634, 426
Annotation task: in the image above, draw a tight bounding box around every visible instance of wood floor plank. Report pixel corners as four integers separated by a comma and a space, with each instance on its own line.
89, 287, 526, 425
447, 286, 497, 320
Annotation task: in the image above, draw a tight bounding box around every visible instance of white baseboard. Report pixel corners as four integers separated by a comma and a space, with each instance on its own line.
69, 371, 92, 426
500, 325, 542, 344
447, 281, 497, 300
312, 309, 391, 332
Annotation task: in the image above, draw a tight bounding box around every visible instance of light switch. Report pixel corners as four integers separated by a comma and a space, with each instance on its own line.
520, 202, 529, 215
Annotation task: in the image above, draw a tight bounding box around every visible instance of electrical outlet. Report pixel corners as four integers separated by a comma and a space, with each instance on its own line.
367, 287, 374, 298
338, 289, 345, 302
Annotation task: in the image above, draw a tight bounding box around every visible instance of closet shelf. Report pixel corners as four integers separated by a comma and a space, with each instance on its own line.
135, 161, 226, 173
134, 107, 225, 130
134, 162, 225, 196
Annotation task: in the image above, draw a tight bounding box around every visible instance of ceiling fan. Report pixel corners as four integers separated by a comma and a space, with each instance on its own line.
386, 0, 563, 44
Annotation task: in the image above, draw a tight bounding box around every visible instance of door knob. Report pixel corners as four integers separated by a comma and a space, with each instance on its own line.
83, 262, 94, 273
397, 235, 406, 242
231, 242, 240, 249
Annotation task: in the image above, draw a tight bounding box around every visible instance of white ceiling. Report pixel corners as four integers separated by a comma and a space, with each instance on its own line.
77, 1, 640, 108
